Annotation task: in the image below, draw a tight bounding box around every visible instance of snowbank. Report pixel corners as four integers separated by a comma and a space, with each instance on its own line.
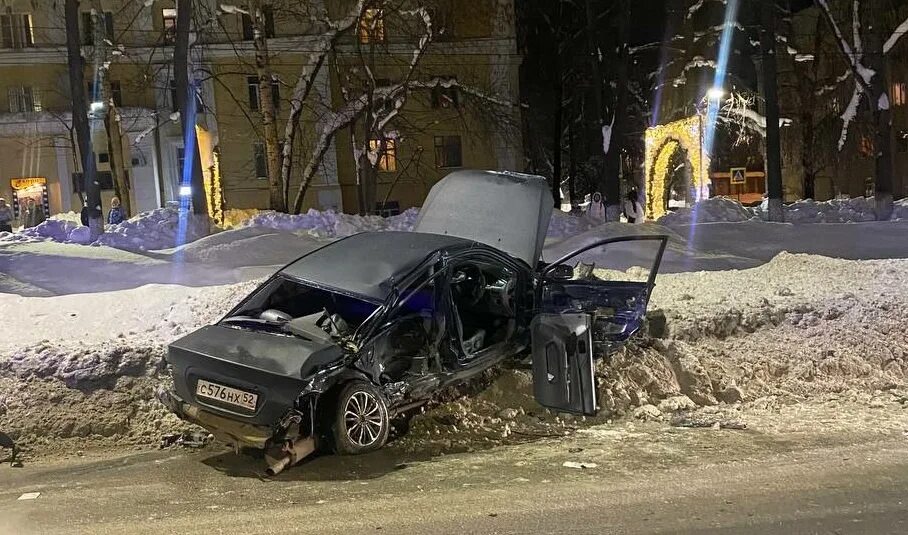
95, 208, 210, 251
1, 207, 210, 251
660, 196, 908, 226
240, 207, 419, 238
657, 197, 757, 226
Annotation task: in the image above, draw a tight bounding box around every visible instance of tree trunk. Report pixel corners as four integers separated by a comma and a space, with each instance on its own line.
251, 3, 285, 212
760, 0, 784, 221
104, 106, 130, 216
602, 0, 630, 221
584, 0, 606, 204
174, 0, 209, 220
65, 0, 101, 234
866, 1, 894, 220
550, 0, 564, 208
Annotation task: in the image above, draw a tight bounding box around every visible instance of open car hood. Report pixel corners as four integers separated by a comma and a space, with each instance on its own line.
413, 170, 553, 266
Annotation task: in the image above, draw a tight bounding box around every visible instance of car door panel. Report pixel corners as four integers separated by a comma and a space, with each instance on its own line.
531, 313, 596, 416
530, 236, 668, 415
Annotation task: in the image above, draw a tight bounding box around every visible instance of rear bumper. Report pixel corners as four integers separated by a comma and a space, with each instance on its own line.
157, 388, 274, 449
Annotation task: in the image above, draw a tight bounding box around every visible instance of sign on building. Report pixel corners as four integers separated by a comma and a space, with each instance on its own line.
730, 167, 747, 185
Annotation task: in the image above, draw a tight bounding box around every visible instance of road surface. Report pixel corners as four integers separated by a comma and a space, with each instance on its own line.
2, 403, 907, 535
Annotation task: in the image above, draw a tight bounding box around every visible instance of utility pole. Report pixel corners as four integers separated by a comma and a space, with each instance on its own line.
65, 0, 102, 237
865, 0, 894, 220
551, 0, 564, 208
759, 0, 784, 222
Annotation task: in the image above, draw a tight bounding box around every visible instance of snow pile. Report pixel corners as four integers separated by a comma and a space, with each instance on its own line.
781, 197, 878, 223
545, 211, 600, 240
49, 211, 82, 224
241, 207, 419, 238
94, 208, 210, 251
657, 197, 757, 226
889, 198, 908, 220
0, 207, 210, 251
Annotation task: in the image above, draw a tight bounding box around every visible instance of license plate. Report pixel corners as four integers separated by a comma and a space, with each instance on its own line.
195, 379, 258, 411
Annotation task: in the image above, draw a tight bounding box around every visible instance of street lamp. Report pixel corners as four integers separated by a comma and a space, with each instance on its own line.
706, 87, 726, 101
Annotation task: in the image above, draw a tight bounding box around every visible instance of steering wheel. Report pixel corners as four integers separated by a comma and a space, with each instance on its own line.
451, 264, 485, 307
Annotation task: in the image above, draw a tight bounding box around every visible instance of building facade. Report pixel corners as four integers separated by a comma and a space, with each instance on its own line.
0, 0, 522, 221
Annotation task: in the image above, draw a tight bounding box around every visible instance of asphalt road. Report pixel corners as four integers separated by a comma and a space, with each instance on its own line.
2, 419, 907, 535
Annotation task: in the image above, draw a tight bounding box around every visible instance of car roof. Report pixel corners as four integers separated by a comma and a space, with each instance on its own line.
280, 231, 480, 303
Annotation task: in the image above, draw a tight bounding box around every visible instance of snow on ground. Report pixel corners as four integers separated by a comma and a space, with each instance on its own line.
660, 195, 908, 226
3, 196, 908, 454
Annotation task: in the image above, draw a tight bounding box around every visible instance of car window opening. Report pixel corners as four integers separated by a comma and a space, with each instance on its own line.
225, 276, 379, 339
449, 260, 517, 358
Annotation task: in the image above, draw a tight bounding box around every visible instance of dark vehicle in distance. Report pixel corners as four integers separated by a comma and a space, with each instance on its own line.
159, 170, 667, 474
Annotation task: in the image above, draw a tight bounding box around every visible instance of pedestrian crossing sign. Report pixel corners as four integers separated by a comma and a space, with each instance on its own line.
730, 167, 746, 184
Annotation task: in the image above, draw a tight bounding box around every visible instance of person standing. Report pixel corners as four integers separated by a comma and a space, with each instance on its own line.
623, 190, 645, 224
22, 198, 45, 228
587, 191, 606, 222
107, 197, 125, 225
0, 198, 13, 232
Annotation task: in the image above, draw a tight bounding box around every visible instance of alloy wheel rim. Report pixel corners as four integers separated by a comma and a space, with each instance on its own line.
344, 391, 383, 447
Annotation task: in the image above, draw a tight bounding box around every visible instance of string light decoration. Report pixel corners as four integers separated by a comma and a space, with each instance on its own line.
643, 115, 711, 220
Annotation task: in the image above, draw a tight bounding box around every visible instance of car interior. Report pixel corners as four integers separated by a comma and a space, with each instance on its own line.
225, 276, 379, 336
449, 260, 518, 359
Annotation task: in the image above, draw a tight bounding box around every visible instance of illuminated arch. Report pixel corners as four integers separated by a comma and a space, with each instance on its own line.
643, 116, 711, 220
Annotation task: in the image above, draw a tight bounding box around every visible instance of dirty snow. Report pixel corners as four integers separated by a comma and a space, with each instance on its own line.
3, 196, 908, 455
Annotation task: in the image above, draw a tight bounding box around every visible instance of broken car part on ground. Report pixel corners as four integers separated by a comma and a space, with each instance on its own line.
159, 170, 667, 474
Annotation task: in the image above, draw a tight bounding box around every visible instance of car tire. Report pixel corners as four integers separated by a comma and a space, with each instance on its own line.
332, 381, 390, 455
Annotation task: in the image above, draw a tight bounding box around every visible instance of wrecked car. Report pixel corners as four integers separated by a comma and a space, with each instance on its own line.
159, 170, 667, 474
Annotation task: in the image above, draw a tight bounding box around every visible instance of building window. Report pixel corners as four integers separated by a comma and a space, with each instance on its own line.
247, 75, 280, 111
81, 11, 114, 45
241, 6, 275, 41
369, 138, 397, 172
0, 13, 34, 49
98, 152, 110, 164
359, 8, 385, 44
253, 142, 267, 178
162, 8, 177, 44
898, 130, 908, 153
7, 86, 41, 113
431, 82, 460, 109
892, 82, 907, 106
434, 135, 462, 168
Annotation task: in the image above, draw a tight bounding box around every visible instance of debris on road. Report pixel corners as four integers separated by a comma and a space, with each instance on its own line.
670, 412, 747, 430
562, 461, 598, 469
17, 492, 40, 500
159, 430, 214, 449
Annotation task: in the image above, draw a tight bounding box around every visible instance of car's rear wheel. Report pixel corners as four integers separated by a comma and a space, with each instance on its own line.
333, 381, 390, 454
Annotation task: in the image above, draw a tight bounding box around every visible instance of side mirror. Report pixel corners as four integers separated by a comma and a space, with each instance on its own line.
548, 264, 574, 281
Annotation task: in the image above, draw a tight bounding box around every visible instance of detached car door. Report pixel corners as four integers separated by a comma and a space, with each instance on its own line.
531, 235, 668, 416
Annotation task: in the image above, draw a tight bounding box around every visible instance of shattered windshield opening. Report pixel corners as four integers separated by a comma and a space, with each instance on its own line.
225, 276, 379, 333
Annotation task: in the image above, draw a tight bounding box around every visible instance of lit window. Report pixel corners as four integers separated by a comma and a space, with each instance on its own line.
359, 8, 385, 44
162, 8, 177, 44
253, 143, 267, 178
7, 86, 41, 113
369, 138, 397, 172
892, 82, 907, 106
434, 135, 462, 168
